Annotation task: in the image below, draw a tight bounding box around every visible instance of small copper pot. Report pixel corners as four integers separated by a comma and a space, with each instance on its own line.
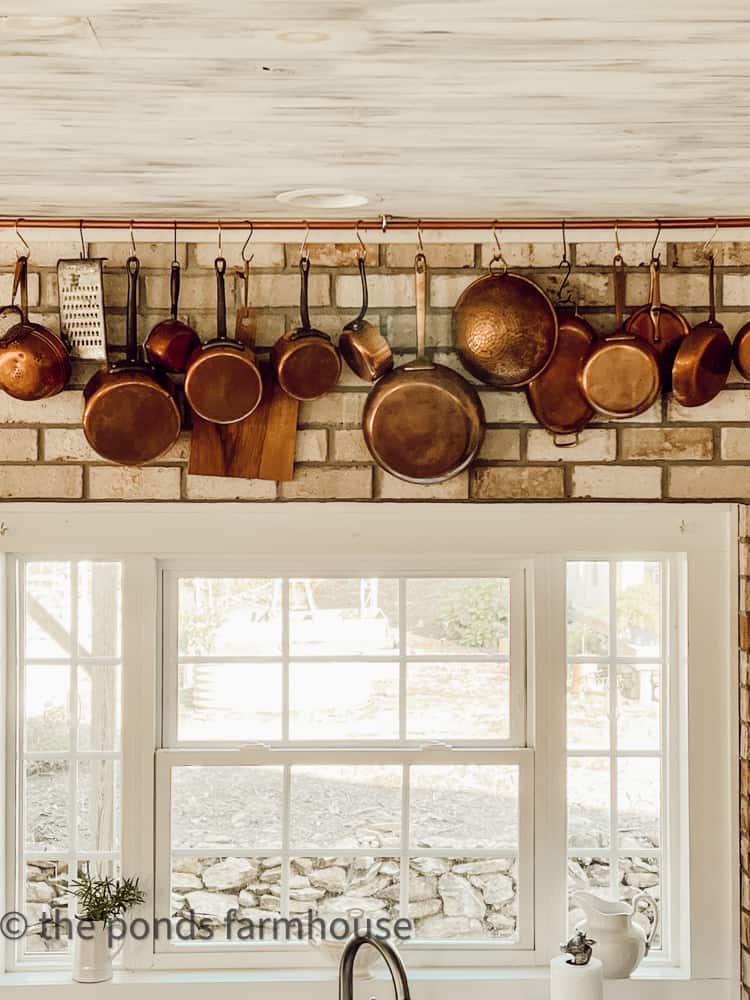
145, 260, 200, 372
0, 257, 71, 401
672, 254, 731, 407
272, 257, 341, 400
339, 257, 393, 382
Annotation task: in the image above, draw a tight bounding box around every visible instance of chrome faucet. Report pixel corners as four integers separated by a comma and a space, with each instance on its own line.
338, 931, 410, 1000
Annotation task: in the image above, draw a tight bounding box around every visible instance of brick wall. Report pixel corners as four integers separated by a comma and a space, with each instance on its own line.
741, 511, 750, 997
2, 236, 750, 501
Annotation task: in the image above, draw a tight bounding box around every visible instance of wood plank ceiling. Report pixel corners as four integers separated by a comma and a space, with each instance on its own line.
1, 1, 749, 219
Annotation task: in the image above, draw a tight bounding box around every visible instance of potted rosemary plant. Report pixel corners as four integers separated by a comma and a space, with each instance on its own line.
68, 868, 145, 983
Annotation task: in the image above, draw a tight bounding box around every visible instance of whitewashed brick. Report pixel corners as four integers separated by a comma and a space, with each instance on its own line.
479, 242, 563, 268
431, 352, 482, 384
243, 273, 329, 309
336, 273, 414, 309
612, 401, 663, 424
185, 476, 276, 500
478, 429, 521, 461
673, 241, 750, 268
102, 272, 133, 309
626, 271, 708, 307
721, 428, 750, 460
479, 391, 535, 424
430, 274, 476, 309
377, 470, 469, 499
0, 390, 82, 425
668, 466, 750, 499
622, 427, 713, 461
299, 393, 366, 426
332, 429, 371, 462
295, 429, 327, 462
668, 390, 750, 422
90, 241, 188, 269
572, 465, 662, 499
145, 274, 215, 311
0, 241, 82, 268
290, 244, 373, 268
386, 244, 474, 269
722, 274, 750, 308
280, 466, 372, 499
574, 242, 653, 267
472, 466, 564, 499
535, 272, 610, 306
0, 271, 40, 308
88, 466, 180, 500
527, 429, 615, 462
0, 465, 81, 499
44, 428, 98, 462
386, 311, 451, 348
0, 428, 37, 461
162, 434, 191, 462
191, 242, 284, 270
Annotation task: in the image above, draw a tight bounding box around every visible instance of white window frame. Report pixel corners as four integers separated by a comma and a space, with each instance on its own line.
0, 502, 738, 1000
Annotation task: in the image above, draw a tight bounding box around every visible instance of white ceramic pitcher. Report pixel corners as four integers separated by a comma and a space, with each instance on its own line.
72, 918, 125, 983
572, 891, 659, 979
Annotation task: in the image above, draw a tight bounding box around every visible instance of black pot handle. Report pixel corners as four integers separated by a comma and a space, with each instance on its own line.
126, 255, 140, 363
299, 256, 312, 332
170, 261, 181, 320
215, 256, 228, 341
352, 255, 369, 328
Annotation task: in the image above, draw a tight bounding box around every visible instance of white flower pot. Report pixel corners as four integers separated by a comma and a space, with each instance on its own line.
72, 918, 124, 984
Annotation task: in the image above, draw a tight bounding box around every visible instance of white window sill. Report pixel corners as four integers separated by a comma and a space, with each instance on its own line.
0, 967, 734, 999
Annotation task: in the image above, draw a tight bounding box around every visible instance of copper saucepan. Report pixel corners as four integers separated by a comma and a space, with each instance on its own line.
145, 259, 200, 372
579, 255, 661, 418
626, 257, 689, 387
0, 256, 71, 400
272, 256, 342, 400
733, 320, 750, 381
339, 255, 393, 382
453, 253, 558, 387
83, 255, 181, 465
363, 253, 484, 484
672, 254, 731, 407
184, 257, 263, 424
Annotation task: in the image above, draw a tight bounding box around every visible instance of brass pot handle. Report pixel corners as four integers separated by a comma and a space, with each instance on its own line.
649, 257, 662, 343
613, 253, 626, 328
414, 252, 427, 361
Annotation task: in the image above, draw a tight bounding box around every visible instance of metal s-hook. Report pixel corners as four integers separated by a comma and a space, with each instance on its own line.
241, 222, 255, 264
557, 220, 573, 303
381, 214, 389, 234
614, 222, 622, 257
14, 220, 30, 259
79, 220, 86, 260
702, 220, 719, 260
650, 220, 662, 262
490, 223, 508, 274
416, 220, 424, 254
129, 221, 137, 256
173, 221, 179, 267
354, 220, 367, 262
217, 220, 223, 257
299, 222, 310, 262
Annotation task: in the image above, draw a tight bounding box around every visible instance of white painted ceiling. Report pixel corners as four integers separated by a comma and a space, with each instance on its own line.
2, 2, 750, 220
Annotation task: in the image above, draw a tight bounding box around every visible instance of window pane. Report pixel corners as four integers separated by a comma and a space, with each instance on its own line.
409, 857, 518, 942
567, 562, 609, 656
24, 561, 71, 658
25, 760, 69, 851
410, 765, 518, 851
567, 663, 609, 750
289, 579, 398, 656
77, 562, 121, 658
171, 766, 283, 851
178, 578, 281, 657
23, 860, 69, 955
618, 857, 661, 949
616, 561, 661, 657
289, 663, 398, 740
286, 856, 400, 927
289, 765, 401, 849
568, 856, 611, 933
406, 579, 510, 656
618, 758, 660, 849
567, 758, 610, 849
25, 665, 70, 752
78, 664, 121, 751
77, 759, 120, 852
407, 662, 509, 740
171, 855, 279, 934
177, 663, 282, 741
617, 664, 660, 751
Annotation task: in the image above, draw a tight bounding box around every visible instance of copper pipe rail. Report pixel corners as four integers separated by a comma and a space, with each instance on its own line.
0, 215, 747, 232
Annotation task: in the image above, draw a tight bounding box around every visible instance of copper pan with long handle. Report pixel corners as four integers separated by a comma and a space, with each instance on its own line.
145, 259, 200, 373
363, 253, 484, 485
672, 254, 732, 407
625, 257, 689, 387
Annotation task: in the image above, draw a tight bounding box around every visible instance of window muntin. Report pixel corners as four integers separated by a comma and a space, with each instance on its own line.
16, 559, 123, 959
566, 560, 667, 953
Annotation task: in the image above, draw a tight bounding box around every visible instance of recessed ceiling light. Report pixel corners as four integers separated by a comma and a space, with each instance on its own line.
275, 188, 369, 210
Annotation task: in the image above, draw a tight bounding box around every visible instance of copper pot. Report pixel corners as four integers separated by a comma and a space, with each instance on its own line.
0, 256, 71, 400
625, 257, 689, 387
733, 320, 750, 380
362, 253, 484, 484
184, 257, 263, 424
672, 254, 732, 407
145, 260, 200, 372
272, 256, 341, 400
453, 258, 558, 387
339, 256, 393, 382
83, 255, 181, 466
579, 255, 661, 418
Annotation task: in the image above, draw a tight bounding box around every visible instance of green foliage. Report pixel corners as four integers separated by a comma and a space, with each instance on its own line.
69, 868, 145, 923
440, 579, 508, 651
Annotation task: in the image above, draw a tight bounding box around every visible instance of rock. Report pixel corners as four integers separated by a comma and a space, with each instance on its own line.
26, 903, 51, 930
260, 894, 281, 911
486, 912, 516, 933
309, 867, 347, 894
26, 865, 46, 882
290, 887, 326, 902
408, 899, 442, 920
202, 859, 257, 891
172, 872, 203, 893
379, 873, 435, 903
259, 867, 282, 884
379, 861, 400, 877
347, 876, 392, 898
624, 871, 659, 889
293, 858, 314, 875
238, 890, 258, 908
438, 873, 485, 918
173, 858, 205, 876
470, 873, 514, 906
260, 857, 282, 869
351, 857, 377, 872
410, 858, 451, 876
185, 890, 238, 922
289, 874, 310, 889
451, 860, 513, 876
26, 881, 55, 903
416, 915, 484, 939
318, 895, 387, 917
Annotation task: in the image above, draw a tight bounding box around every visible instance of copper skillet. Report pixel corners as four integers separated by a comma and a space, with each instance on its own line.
145, 259, 200, 373
733, 320, 750, 380
83, 256, 181, 465
672, 254, 731, 407
184, 257, 263, 424
363, 253, 484, 484
0, 256, 71, 400
339, 255, 393, 382
579, 255, 661, 418
626, 257, 689, 388
453, 253, 558, 387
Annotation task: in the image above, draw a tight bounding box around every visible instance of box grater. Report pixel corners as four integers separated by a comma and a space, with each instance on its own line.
57, 258, 108, 360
